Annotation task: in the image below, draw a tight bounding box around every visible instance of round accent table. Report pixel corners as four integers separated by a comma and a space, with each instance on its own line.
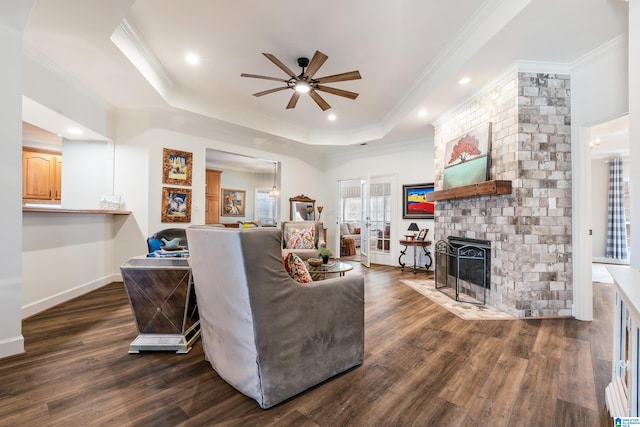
306, 260, 354, 280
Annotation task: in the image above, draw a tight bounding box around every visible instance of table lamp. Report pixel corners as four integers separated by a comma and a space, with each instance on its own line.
407, 222, 419, 240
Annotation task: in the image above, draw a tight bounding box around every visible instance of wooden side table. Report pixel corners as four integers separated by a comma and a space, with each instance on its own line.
399, 239, 433, 274
120, 256, 201, 354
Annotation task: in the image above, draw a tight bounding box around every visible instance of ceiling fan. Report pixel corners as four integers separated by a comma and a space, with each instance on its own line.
241, 50, 361, 111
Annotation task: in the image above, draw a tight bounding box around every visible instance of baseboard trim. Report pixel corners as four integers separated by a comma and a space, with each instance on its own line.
0, 335, 25, 359
593, 257, 630, 266
22, 275, 118, 319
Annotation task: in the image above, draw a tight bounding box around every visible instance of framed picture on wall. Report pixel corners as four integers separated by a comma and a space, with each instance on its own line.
443, 122, 492, 190
161, 187, 192, 222
402, 183, 435, 219
163, 148, 193, 186
221, 188, 246, 217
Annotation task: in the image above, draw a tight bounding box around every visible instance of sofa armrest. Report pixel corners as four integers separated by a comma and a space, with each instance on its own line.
254, 274, 365, 407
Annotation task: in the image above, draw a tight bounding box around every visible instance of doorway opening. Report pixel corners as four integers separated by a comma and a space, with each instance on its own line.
589, 114, 630, 265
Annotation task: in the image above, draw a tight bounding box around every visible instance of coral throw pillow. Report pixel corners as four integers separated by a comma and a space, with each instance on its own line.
285, 227, 315, 249
283, 253, 313, 284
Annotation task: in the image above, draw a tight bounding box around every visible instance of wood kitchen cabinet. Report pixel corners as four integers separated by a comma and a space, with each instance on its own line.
22, 148, 62, 201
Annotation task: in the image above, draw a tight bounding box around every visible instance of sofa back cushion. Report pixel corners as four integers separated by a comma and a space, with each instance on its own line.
339, 222, 350, 236
282, 221, 320, 249
285, 226, 314, 249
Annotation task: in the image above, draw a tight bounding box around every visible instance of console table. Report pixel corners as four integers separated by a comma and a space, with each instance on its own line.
606, 266, 640, 419
120, 256, 200, 354
399, 239, 432, 274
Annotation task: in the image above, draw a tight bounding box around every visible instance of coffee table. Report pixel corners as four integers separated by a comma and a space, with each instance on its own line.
306, 260, 353, 278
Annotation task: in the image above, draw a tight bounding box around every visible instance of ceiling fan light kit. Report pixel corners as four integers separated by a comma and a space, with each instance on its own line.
241, 50, 361, 111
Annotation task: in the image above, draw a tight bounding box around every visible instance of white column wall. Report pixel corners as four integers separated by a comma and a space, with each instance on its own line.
630, 0, 640, 268
571, 35, 628, 320
0, 0, 35, 358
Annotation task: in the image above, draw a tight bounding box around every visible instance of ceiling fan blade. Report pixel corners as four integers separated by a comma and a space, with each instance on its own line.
315, 70, 362, 84
286, 92, 301, 109
309, 91, 331, 111
253, 86, 291, 97
262, 53, 298, 79
241, 73, 288, 83
315, 85, 359, 100
304, 50, 328, 79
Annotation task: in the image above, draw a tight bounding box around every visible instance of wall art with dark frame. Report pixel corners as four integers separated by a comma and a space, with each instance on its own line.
163, 148, 193, 186
402, 183, 435, 219
161, 187, 192, 223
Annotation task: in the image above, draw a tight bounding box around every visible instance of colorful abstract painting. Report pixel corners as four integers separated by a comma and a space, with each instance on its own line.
403, 183, 434, 219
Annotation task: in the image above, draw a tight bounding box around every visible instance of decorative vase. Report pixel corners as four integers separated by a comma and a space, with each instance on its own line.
322, 255, 329, 264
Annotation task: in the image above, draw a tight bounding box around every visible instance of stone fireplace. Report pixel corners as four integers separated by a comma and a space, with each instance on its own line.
433, 72, 572, 318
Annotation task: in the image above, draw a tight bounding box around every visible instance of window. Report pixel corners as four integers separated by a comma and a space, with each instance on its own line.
255, 188, 277, 225
340, 183, 361, 222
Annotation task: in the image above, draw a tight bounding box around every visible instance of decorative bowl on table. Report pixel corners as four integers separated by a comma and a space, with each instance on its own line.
308, 258, 323, 267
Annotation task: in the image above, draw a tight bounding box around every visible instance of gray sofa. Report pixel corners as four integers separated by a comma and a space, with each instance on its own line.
281, 220, 326, 260
186, 226, 365, 409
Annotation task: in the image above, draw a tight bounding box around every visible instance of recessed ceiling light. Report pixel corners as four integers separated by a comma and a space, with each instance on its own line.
458, 77, 471, 85
328, 114, 337, 121
185, 52, 200, 65
67, 127, 83, 135
418, 109, 428, 118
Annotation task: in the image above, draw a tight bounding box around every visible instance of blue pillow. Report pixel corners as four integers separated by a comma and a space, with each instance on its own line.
147, 238, 163, 252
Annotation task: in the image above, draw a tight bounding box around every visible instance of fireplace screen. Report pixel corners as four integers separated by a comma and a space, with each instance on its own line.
434, 236, 490, 304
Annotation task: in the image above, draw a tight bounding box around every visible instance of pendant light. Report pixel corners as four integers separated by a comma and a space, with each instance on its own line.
269, 162, 279, 198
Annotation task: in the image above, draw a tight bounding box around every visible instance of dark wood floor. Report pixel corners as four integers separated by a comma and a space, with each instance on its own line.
0, 263, 613, 426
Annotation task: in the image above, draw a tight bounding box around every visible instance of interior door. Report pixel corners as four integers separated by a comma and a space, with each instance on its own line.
205, 169, 222, 224
360, 179, 370, 268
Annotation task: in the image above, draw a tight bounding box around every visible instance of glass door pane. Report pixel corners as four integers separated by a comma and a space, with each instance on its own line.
360, 180, 370, 268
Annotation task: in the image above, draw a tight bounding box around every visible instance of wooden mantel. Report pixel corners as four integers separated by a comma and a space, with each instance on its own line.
426, 180, 512, 202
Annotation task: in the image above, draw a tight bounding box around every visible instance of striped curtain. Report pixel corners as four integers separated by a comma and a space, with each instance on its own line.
605, 158, 628, 259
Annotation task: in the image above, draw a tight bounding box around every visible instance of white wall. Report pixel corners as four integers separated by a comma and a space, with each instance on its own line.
111, 118, 325, 272
22, 212, 123, 317
571, 35, 629, 320
591, 158, 609, 260
1, 0, 35, 358
61, 139, 114, 209
630, 1, 640, 268
323, 138, 435, 266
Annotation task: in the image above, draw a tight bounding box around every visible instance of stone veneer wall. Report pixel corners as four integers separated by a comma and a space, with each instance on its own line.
434, 72, 572, 317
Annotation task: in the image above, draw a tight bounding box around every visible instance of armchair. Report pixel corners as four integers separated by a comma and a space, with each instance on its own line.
186, 226, 365, 409
146, 227, 188, 252
281, 220, 326, 260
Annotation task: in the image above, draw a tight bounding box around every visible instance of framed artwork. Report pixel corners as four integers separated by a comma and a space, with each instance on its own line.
403, 183, 435, 219
443, 122, 492, 190
416, 229, 429, 241
161, 187, 192, 222
163, 148, 193, 186
221, 188, 246, 217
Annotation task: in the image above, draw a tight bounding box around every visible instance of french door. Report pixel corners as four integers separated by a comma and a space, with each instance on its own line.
360, 180, 370, 267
